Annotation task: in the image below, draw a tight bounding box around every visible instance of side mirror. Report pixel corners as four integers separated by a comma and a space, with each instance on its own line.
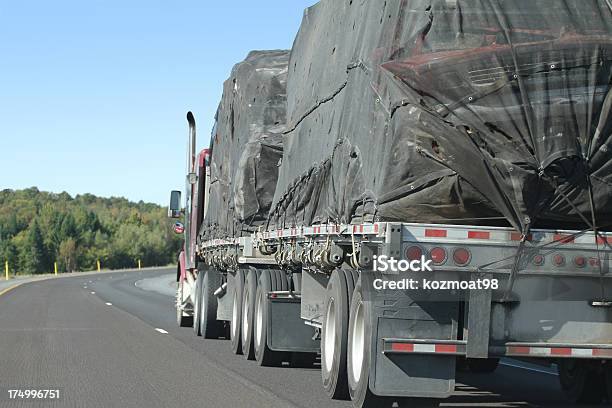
172, 222, 185, 235
168, 190, 182, 218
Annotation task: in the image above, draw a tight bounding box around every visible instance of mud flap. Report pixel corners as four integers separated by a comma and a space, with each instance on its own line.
268, 296, 319, 352
372, 317, 456, 398
362, 273, 459, 398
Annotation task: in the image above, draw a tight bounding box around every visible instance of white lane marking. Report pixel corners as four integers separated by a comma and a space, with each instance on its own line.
90, 291, 96, 294
105, 302, 113, 306
500, 361, 558, 376
155, 328, 168, 334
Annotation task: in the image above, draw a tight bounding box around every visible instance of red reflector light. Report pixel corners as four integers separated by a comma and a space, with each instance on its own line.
406, 246, 423, 261
554, 234, 574, 244
425, 229, 447, 238
532, 254, 544, 266
574, 256, 586, 268
453, 248, 471, 266
553, 254, 565, 267
468, 231, 490, 240
597, 236, 612, 245
430, 247, 447, 265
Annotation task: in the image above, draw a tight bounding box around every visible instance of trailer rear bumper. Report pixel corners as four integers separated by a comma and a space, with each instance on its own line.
383, 339, 612, 359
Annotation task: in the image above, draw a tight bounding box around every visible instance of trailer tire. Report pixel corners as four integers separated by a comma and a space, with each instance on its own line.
254, 270, 285, 367
321, 269, 353, 399
241, 267, 258, 360
176, 279, 193, 327
200, 268, 223, 339
193, 269, 203, 336
348, 280, 438, 408
230, 269, 245, 355
558, 359, 605, 404
347, 279, 383, 407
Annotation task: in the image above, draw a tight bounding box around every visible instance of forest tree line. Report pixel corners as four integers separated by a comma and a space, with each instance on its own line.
0, 188, 182, 274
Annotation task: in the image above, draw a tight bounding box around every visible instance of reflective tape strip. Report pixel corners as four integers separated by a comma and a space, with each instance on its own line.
403, 224, 612, 247
414, 344, 436, 353
386, 340, 464, 355
593, 349, 612, 358
386, 341, 612, 359
391, 343, 414, 352
435, 344, 459, 353
506, 346, 612, 359
572, 348, 595, 357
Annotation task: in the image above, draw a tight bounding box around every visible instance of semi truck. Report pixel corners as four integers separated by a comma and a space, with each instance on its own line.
169, 1, 612, 407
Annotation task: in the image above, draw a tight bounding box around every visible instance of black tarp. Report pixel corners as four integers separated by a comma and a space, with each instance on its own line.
269, 0, 612, 234
200, 50, 289, 240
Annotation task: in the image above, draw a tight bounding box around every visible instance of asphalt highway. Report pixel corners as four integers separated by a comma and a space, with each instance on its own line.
0, 268, 604, 407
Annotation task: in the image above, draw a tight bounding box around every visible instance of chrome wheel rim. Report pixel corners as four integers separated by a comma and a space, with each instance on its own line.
231, 291, 238, 339
242, 288, 250, 343
324, 298, 336, 373
350, 300, 365, 383
255, 290, 263, 349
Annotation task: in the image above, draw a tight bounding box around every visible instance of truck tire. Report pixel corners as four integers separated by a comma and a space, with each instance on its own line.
254, 270, 285, 366
241, 267, 258, 360
558, 359, 605, 404
231, 269, 245, 355
321, 269, 355, 399
193, 270, 203, 336
176, 278, 193, 327
200, 268, 223, 339
347, 280, 438, 408
347, 278, 385, 407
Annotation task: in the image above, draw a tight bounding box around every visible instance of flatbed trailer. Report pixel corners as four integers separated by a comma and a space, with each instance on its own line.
169, 1, 612, 405
172, 142, 612, 406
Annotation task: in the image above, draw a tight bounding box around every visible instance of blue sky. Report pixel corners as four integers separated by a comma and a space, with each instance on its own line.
0, 1, 315, 205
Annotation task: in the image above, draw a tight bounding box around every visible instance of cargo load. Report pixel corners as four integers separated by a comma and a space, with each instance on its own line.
270, 0, 612, 234
171, 4, 612, 407
200, 50, 290, 240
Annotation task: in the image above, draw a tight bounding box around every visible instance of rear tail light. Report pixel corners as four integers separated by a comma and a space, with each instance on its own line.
532, 254, 544, 266
406, 246, 423, 261
553, 254, 565, 267
452, 248, 471, 266
574, 256, 586, 268
430, 247, 447, 265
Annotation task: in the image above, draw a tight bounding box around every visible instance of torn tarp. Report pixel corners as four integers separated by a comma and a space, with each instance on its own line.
269, 0, 612, 233
199, 50, 289, 240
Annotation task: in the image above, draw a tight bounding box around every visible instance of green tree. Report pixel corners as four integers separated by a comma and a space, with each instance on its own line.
58, 238, 77, 272
19, 220, 46, 273
0, 188, 181, 274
